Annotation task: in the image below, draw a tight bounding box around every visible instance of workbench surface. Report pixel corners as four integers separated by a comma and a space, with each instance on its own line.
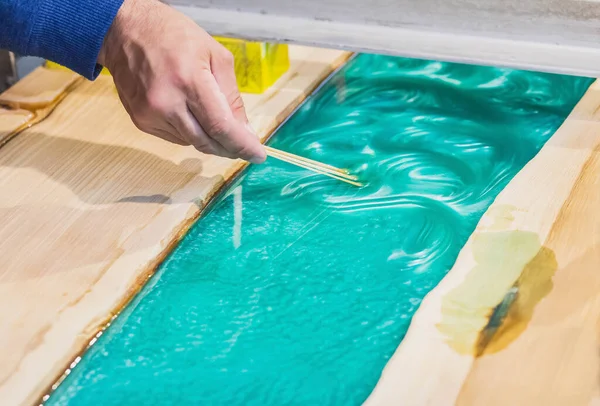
0, 45, 350, 406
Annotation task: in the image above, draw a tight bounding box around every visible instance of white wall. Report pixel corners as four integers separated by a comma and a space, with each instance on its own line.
170, 0, 600, 76
173, 0, 600, 45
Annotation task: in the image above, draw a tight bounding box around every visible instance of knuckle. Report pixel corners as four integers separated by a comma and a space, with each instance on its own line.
229, 92, 245, 111
193, 140, 209, 151
145, 91, 170, 116
205, 116, 231, 139
192, 140, 215, 155
235, 144, 255, 158
223, 139, 252, 158
170, 66, 191, 88
220, 49, 235, 66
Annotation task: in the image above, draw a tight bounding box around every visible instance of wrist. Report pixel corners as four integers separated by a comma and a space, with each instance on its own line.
97, 24, 116, 69
98, 0, 141, 70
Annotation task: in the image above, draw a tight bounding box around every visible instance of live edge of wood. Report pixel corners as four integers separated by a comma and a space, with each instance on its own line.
0, 46, 351, 406
367, 80, 600, 406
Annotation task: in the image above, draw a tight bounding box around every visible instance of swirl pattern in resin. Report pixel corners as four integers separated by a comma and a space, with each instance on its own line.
47, 55, 592, 405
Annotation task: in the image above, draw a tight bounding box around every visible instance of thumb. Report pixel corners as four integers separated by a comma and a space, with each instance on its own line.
188, 69, 266, 163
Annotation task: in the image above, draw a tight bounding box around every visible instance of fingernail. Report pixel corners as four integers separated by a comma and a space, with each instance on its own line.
249, 148, 267, 164
250, 153, 266, 164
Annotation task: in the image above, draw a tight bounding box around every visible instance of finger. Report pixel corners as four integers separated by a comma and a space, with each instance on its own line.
170, 106, 236, 158
152, 128, 191, 146
188, 70, 266, 163
210, 47, 250, 124
119, 94, 188, 147
118, 93, 189, 147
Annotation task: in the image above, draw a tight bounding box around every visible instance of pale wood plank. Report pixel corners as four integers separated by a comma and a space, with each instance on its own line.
0, 45, 351, 406
0, 68, 81, 110
365, 81, 600, 405
0, 68, 82, 147
0, 107, 33, 145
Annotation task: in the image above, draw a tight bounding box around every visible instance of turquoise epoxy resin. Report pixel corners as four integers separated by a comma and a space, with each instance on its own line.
47, 55, 592, 405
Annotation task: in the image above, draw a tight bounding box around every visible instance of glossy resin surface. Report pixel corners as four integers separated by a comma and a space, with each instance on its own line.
47, 54, 592, 405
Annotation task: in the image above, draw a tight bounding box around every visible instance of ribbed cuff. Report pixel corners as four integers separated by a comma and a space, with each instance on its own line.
27, 0, 125, 80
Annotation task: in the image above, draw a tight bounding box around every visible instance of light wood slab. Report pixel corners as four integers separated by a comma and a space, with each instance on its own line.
366, 80, 600, 405
0, 45, 351, 406
0, 107, 33, 145
0, 69, 82, 147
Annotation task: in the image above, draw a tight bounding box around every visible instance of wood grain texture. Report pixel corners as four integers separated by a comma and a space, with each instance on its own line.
0, 107, 33, 145
0, 68, 81, 110
0, 69, 82, 147
365, 80, 600, 405
0, 45, 351, 406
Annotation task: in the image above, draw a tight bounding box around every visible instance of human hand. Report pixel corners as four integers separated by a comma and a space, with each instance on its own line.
97, 0, 266, 163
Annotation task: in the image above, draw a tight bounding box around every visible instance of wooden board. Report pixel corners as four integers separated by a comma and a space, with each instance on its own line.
0, 69, 81, 146
0, 45, 351, 406
365, 80, 600, 405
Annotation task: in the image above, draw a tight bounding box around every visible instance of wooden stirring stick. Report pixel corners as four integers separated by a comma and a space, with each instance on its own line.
264, 145, 363, 187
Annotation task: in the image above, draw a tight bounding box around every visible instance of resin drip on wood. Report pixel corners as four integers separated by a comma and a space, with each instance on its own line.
45, 54, 592, 405
0, 46, 351, 406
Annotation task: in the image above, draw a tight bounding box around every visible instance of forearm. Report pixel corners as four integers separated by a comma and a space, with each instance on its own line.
0, 0, 124, 80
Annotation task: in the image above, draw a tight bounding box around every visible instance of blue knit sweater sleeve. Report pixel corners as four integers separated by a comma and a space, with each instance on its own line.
0, 0, 125, 80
